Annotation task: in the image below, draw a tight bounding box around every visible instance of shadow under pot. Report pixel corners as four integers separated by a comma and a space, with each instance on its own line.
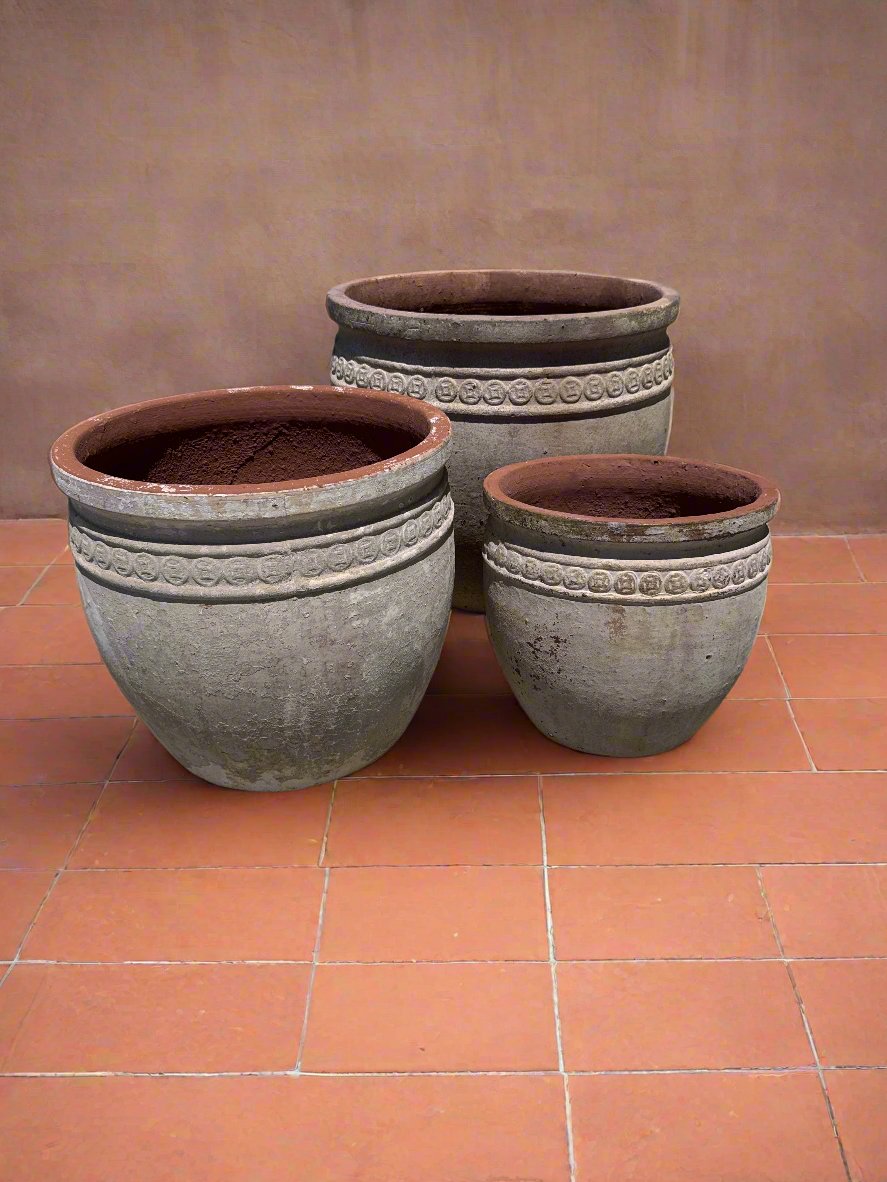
482, 454, 779, 757
50, 385, 454, 790
326, 269, 680, 612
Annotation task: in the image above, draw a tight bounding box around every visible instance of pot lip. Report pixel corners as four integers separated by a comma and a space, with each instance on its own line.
50, 384, 451, 501
483, 454, 780, 543
326, 269, 680, 344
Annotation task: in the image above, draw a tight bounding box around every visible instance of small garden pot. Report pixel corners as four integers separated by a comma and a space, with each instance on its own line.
50, 386, 454, 790
483, 454, 779, 756
327, 270, 680, 612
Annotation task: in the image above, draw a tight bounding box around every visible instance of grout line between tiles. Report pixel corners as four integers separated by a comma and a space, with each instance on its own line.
767, 637, 819, 772
3, 1065, 885, 1079
9, 955, 887, 967
0, 715, 138, 993
12, 544, 70, 607
20, 859, 887, 872
755, 868, 852, 1181
844, 539, 868, 583
318, 781, 337, 867
292, 867, 330, 1073
538, 776, 577, 1181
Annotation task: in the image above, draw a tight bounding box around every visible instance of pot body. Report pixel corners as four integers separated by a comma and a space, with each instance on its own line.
52, 387, 454, 791
327, 271, 680, 611
484, 521, 772, 758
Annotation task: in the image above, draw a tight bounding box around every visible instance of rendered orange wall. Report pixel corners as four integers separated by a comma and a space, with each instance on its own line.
2, 0, 884, 525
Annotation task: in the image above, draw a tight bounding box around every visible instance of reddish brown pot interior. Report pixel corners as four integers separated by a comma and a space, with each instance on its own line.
66, 387, 434, 488
342, 271, 664, 318
493, 457, 766, 522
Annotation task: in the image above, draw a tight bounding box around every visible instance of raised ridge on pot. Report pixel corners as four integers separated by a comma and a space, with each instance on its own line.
484, 454, 779, 544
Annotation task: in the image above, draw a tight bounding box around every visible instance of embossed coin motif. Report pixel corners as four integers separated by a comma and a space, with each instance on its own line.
133, 553, 159, 582
745, 554, 758, 577
162, 555, 188, 585
564, 567, 586, 590
192, 557, 219, 587
402, 520, 419, 545
327, 544, 352, 572
355, 364, 371, 387
624, 369, 641, 394
257, 554, 290, 583
406, 376, 426, 400
387, 373, 406, 395
653, 359, 664, 384
639, 572, 663, 596
224, 557, 252, 585
505, 550, 522, 574
690, 570, 710, 592
509, 380, 533, 405
93, 541, 111, 569
111, 549, 133, 577
435, 377, 457, 403
710, 567, 731, 590
541, 563, 563, 586
80, 535, 95, 560
641, 365, 655, 390
332, 356, 345, 380
343, 361, 357, 383
355, 537, 379, 565
614, 572, 637, 594
523, 557, 541, 580
370, 370, 386, 391
301, 550, 325, 577
732, 561, 746, 585
665, 572, 689, 594
418, 513, 434, 538
588, 570, 612, 592
561, 377, 583, 403
460, 379, 481, 405
484, 381, 507, 405
585, 375, 606, 401
69, 527, 83, 553
381, 530, 401, 556
606, 373, 624, 399
535, 380, 557, 405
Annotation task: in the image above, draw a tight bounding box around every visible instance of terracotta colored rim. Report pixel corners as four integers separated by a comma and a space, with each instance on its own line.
483, 454, 780, 543
327, 269, 680, 344
50, 385, 450, 497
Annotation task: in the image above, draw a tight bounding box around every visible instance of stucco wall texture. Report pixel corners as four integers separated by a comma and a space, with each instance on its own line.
1, 0, 884, 525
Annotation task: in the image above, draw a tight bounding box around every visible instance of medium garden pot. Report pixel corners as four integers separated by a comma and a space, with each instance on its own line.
483, 454, 779, 756
50, 385, 454, 790
327, 269, 680, 611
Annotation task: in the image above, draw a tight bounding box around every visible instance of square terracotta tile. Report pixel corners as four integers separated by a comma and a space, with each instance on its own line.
0, 717, 133, 785
848, 534, 887, 582
0, 519, 67, 565
427, 610, 511, 695
22, 563, 79, 604
771, 635, 887, 697
0, 871, 54, 957
792, 699, 887, 770
762, 583, 887, 634
320, 866, 549, 962
824, 1069, 887, 1181
0, 604, 100, 664
762, 866, 887, 958
70, 779, 331, 868
0, 962, 309, 1072
542, 773, 887, 865
770, 536, 861, 583
22, 867, 324, 962
558, 961, 811, 1070
301, 962, 557, 1071
0, 785, 100, 868
0, 666, 133, 719
325, 777, 541, 866
111, 722, 201, 782
549, 866, 777, 959
0, 567, 41, 606
727, 637, 786, 699
0, 1075, 571, 1182
569, 1073, 846, 1182
793, 960, 887, 1067
360, 696, 808, 776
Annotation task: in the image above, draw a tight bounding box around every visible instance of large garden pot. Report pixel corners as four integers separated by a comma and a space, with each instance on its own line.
327, 270, 680, 611
50, 385, 454, 790
483, 454, 779, 756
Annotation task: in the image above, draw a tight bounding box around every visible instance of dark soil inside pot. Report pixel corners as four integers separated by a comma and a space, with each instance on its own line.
88, 418, 420, 485
504, 458, 761, 521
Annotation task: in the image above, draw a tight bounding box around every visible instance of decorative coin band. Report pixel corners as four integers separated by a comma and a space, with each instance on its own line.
69, 489, 454, 603
484, 534, 772, 605
330, 347, 673, 417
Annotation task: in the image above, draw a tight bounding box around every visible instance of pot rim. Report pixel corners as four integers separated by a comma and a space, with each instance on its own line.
326, 269, 680, 344
483, 454, 780, 543
50, 385, 451, 523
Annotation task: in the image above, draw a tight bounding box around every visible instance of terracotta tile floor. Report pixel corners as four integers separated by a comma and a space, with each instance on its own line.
0, 522, 885, 1182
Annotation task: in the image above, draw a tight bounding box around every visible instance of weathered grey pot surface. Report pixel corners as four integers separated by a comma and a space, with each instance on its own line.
50, 386, 454, 790
326, 270, 680, 611
483, 454, 779, 757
